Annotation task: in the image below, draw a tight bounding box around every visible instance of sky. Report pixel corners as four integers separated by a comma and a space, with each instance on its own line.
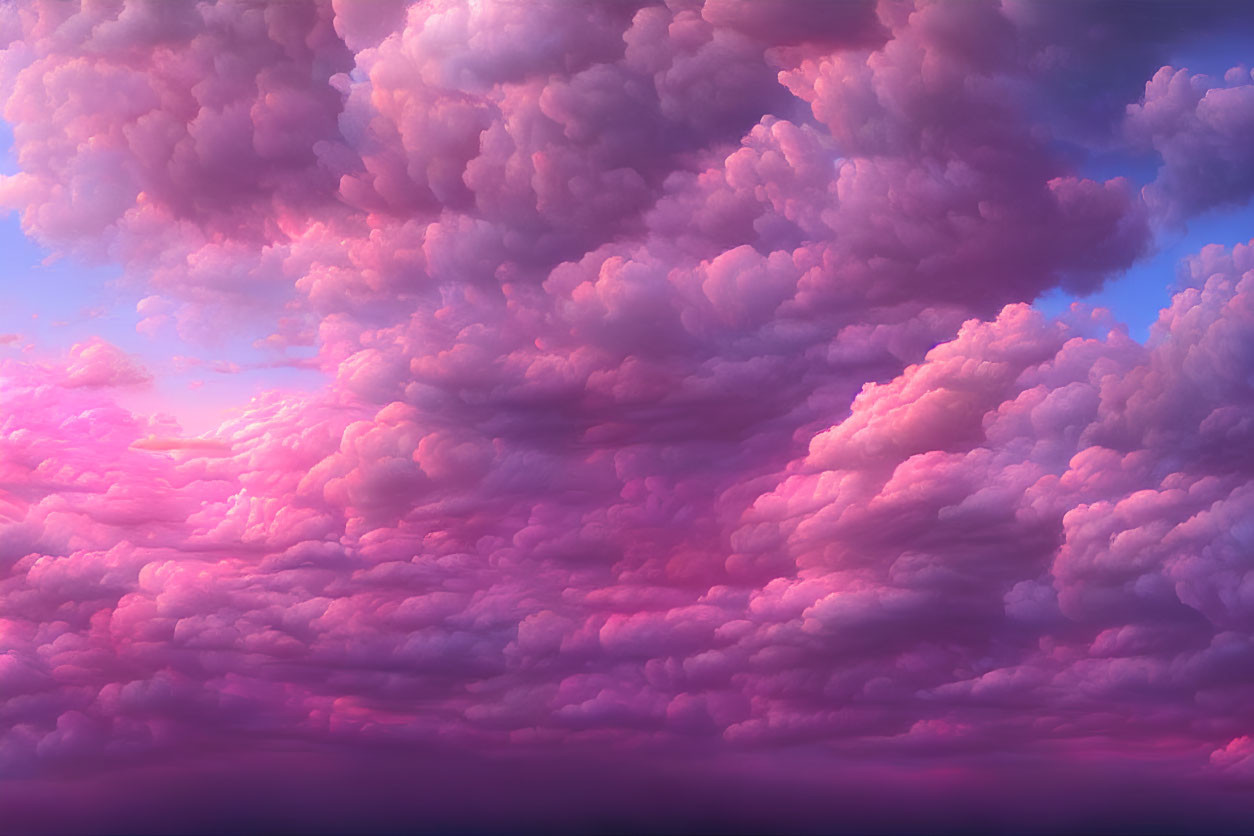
3, 1, 1254, 833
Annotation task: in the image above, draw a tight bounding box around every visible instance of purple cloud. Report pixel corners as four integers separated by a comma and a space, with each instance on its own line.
0, 1, 1252, 831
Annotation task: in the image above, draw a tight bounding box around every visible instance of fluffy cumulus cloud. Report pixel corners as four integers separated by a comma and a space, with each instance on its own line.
1128, 64, 1254, 218
56, 338, 152, 388
2, 0, 1254, 831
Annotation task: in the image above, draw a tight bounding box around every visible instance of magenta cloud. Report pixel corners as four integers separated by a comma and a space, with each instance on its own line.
1, 0, 1254, 831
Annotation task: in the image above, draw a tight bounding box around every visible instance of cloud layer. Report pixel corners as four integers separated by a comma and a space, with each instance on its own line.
1, 0, 1254, 830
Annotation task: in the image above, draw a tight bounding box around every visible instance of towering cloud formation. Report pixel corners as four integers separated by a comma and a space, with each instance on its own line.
1, 0, 1253, 831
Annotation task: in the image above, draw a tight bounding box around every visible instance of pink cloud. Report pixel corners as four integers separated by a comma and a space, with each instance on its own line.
0, 0, 1252, 831
57, 338, 152, 388
129, 435, 231, 454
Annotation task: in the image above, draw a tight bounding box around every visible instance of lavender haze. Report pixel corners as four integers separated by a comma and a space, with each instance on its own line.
2, 1, 1254, 832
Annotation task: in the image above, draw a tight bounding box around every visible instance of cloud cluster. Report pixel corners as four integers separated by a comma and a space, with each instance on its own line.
1128, 64, 1254, 218
1, 0, 1253, 829
4, 250, 1254, 784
